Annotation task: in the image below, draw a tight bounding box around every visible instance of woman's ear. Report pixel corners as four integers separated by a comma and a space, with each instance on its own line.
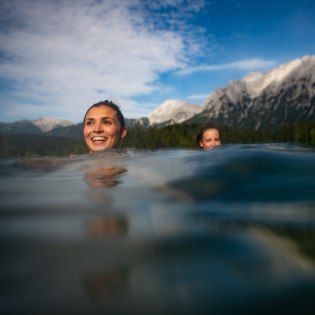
121, 128, 127, 138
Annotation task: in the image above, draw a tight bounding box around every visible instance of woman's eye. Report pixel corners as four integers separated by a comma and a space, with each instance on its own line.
86, 121, 94, 126
103, 119, 112, 125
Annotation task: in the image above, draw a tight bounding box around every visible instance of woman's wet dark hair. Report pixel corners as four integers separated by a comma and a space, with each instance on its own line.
83, 100, 125, 130
196, 123, 220, 148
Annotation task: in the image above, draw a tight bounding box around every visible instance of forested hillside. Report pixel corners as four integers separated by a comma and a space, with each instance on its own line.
0, 135, 87, 157
1, 120, 315, 157
122, 120, 315, 149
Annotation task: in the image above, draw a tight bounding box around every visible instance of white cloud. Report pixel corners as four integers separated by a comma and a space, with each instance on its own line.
177, 58, 278, 75
0, 0, 206, 121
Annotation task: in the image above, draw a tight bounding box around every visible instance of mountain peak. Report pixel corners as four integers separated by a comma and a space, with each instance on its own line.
32, 117, 73, 132
149, 100, 201, 125
198, 55, 315, 130
243, 55, 315, 97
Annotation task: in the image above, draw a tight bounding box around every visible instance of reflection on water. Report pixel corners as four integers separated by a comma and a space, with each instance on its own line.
86, 215, 128, 238
85, 166, 127, 188
1, 144, 315, 314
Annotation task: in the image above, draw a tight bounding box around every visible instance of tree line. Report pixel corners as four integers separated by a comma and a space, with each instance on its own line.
1, 120, 315, 157
121, 120, 315, 149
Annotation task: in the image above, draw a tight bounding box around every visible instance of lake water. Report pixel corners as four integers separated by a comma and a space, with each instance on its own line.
1, 143, 315, 315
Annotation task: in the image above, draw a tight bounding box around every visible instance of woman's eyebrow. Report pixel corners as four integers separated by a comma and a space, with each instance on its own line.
86, 116, 114, 120
85, 116, 117, 122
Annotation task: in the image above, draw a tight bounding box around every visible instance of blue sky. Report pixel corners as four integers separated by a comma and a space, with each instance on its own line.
0, 0, 315, 123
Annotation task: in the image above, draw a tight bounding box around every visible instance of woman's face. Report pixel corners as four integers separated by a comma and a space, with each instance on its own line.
83, 105, 126, 153
199, 128, 221, 150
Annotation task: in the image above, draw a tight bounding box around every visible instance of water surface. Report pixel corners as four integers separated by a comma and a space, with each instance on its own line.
1, 144, 315, 314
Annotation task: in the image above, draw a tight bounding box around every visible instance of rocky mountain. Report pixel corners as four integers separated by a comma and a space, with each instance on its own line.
0, 119, 43, 135
32, 117, 73, 132
0, 118, 74, 135
188, 55, 315, 130
0, 117, 150, 140
148, 100, 201, 125
46, 123, 83, 140
1, 56, 314, 137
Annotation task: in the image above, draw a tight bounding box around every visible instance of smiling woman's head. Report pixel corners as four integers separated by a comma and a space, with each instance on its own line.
83, 100, 127, 153
196, 124, 221, 150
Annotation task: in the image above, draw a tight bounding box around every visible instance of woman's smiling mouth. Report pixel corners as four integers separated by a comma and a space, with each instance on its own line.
91, 136, 108, 142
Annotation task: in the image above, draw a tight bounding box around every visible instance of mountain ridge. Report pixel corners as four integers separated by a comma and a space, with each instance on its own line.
190, 55, 315, 129
32, 117, 73, 132
148, 100, 201, 125
1, 55, 315, 136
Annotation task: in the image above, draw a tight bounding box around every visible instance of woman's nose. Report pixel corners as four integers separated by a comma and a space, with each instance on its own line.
94, 122, 103, 132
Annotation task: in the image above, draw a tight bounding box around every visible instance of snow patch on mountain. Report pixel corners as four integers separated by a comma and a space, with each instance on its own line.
149, 100, 201, 125
199, 55, 315, 130
32, 117, 73, 132
243, 56, 314, 97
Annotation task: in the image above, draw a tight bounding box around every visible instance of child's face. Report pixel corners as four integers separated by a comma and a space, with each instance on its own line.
199, 128, 221, 150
